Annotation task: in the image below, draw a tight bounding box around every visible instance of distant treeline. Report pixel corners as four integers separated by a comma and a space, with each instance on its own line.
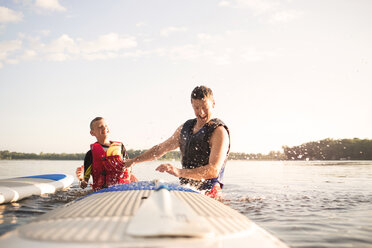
1, 138, 371, 161
283, 138, 372, 160
0, 149, 280, 161
0, 151, 85, 160
0, 150, 180, 161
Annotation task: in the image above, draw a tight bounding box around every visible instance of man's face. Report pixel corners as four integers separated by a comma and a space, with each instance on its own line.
191, 97, 215, 125
90, 119, 109, 140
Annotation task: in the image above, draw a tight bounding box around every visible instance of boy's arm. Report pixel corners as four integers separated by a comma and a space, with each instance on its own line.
83, 150, 93, 181
77, 151, 92, 189
124, 125, 182, 168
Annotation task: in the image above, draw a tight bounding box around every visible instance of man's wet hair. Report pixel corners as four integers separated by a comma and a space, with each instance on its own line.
90, 117, 104, 130
191, 85, 213, 102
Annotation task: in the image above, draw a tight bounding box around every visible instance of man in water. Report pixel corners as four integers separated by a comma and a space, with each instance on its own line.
124, 86, 230, 199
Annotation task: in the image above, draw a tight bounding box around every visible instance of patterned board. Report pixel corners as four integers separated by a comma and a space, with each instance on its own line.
1, 181, 289, 248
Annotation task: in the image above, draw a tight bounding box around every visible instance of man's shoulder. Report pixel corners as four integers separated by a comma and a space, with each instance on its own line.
209, 118, 229, 131
210, 125, 230, 151
210, 118, 226, 126
214, 125, 229, 135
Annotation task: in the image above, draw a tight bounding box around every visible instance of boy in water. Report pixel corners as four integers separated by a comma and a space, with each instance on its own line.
76, 117, 137, 191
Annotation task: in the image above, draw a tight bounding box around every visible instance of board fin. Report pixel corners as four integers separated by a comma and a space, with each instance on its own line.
127, 185, 213, 238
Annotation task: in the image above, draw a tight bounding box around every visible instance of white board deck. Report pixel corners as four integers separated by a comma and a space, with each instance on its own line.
0, 174, 74, 204
0, 181, 289, 248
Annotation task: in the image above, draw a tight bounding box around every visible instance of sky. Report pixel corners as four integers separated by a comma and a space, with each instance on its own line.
0, 0, 371, 154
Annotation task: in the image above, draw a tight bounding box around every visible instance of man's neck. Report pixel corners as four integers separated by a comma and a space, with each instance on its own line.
194, 118, 212, 132
196, 117, 213, 127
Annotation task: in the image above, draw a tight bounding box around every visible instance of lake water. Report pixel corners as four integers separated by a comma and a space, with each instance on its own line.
0, 160, 371, 248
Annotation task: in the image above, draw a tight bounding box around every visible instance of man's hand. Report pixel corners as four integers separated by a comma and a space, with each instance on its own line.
124, 158, 135, 169
156, 163, 180, 177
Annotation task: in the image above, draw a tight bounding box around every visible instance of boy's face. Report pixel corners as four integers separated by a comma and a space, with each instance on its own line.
90, 119, 109, 141
191, 97, 215, 125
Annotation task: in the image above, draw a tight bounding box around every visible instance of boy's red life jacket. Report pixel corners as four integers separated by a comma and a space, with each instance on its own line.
90, 141, 131, 191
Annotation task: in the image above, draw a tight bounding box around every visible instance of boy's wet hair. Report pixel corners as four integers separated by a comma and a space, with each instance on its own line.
90, 117, 104, 130
191, 85, 213, 102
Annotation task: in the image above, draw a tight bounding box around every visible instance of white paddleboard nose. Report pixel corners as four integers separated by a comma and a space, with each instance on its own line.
127, 185, 213, 238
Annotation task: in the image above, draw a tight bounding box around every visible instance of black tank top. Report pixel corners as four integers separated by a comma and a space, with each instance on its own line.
179, 118, 230, 190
